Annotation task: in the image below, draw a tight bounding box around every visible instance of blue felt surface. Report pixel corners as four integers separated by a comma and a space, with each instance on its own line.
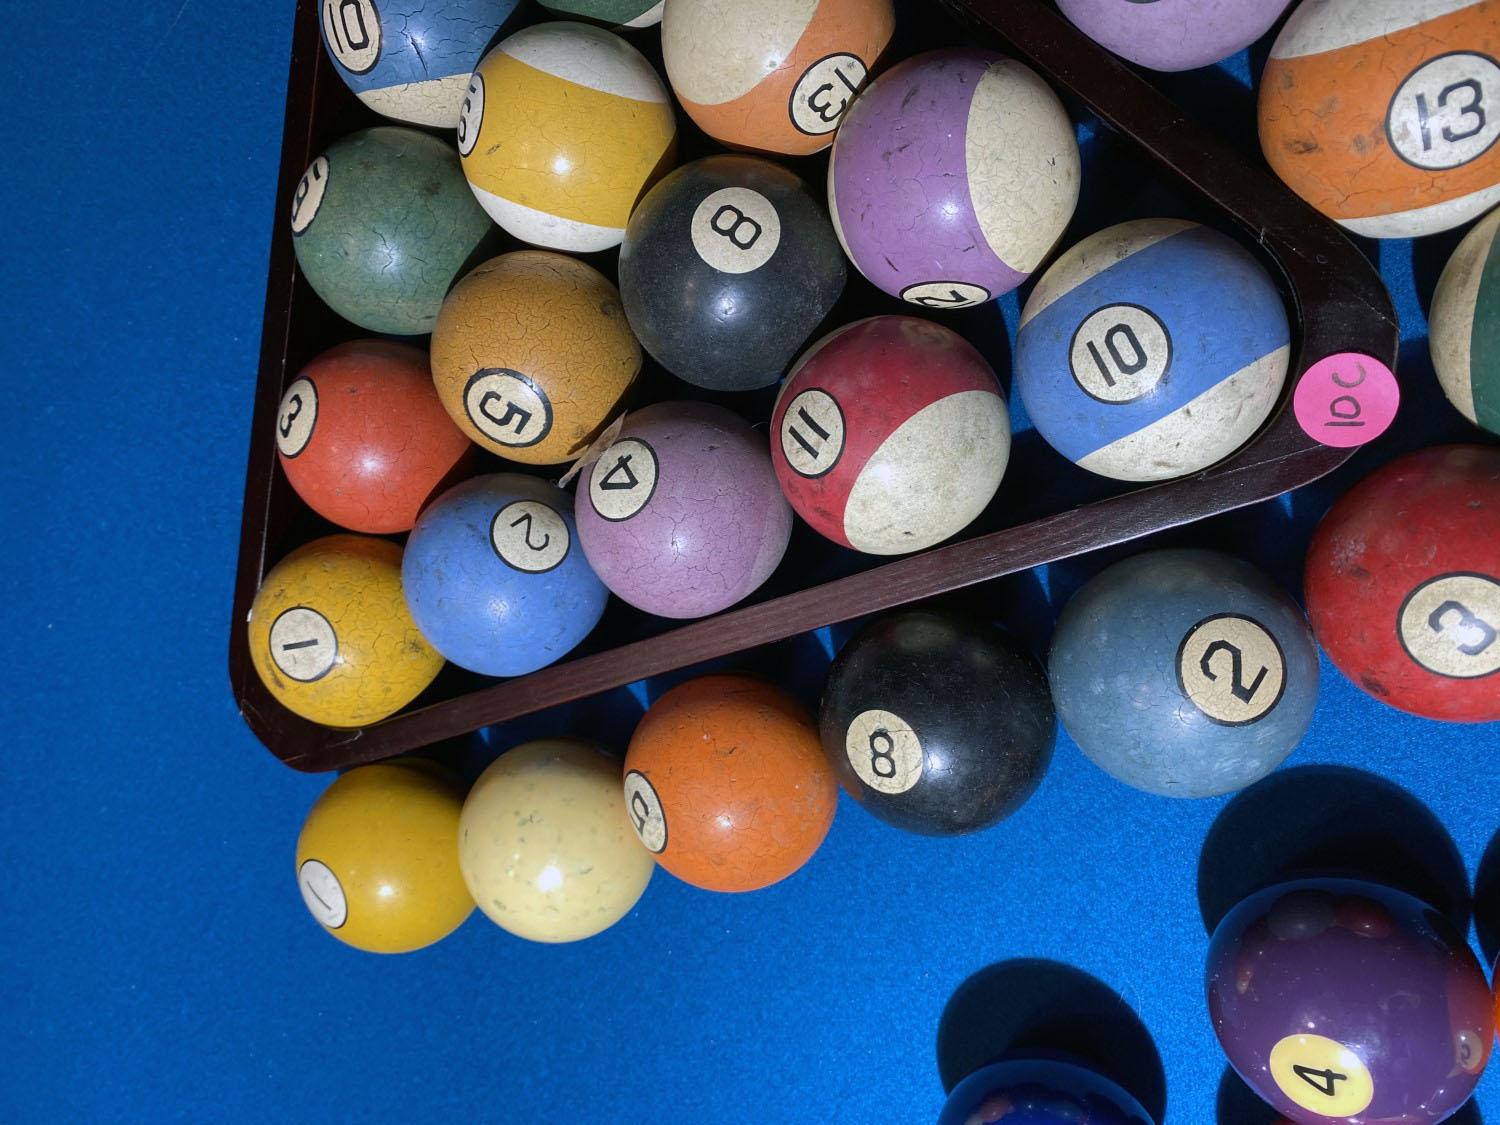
2, 4, 1498, 1124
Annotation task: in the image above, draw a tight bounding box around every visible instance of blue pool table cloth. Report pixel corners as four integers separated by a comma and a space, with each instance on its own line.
0, 3, 1495, 1123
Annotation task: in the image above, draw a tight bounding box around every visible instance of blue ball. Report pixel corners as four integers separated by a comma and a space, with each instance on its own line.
1048, 549, 1318, 798
939, 1059, 1153, 1125
402, 473, 608, 677
319, 0, 522, 128
1015, 219, 1290, 482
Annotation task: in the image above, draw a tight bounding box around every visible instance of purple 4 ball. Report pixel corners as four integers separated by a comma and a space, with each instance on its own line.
1056, 0, 1292, 73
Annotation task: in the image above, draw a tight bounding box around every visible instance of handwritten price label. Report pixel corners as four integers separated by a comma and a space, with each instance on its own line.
1292, 353, 1399, 448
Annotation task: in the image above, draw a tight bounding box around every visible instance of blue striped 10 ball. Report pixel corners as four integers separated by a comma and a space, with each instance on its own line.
1015, 219, 1291, 482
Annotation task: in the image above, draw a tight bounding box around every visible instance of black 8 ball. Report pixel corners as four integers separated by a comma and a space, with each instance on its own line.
819, 610, 1057, 836
618, 154, 847, 392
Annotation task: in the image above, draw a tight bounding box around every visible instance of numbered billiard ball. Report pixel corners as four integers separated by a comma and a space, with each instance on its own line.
619, 155, 847, 392
1206, 879, 1494, 1124
290, 127, 491, 336
1056, 0, 1291, 72
938, 1058, 1153, 1125
430, 251, 640, 465
1015, 219, 1290, 482
828, 48, 1079, 309
819, 610, 1055, 836
247, 535, 444, 728
662, 0, 895, 156
402, 473, 608, 677
1048, 549, 1319, 798
623, 675, 837, 892
537, 0, 662, 27
1430, 206, 1500, 436
295, 760, 473, 953
276, 340, 471, 534
318, 0, 522, 127
459, 739, 654, 942
575, 402, 792, 618
457, 22, 677, 251
1260, 0, 1500, 238
770, 316, 1010, 555
1304, 444, 1500, 722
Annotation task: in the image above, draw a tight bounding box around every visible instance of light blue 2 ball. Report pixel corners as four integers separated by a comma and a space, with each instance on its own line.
1048, 548, 1318, 798
403, 473, 608, 677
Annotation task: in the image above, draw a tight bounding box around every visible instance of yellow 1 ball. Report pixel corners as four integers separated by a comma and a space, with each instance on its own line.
459, 739, 654, 943
247, 535, 444, 728
295, 761, 474, 954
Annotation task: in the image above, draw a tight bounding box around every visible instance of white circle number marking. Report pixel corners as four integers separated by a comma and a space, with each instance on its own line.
790, 53, 867, 136
845, 709, 924, 795
290, 155, 330, 235
463, 369, 553, 448
1388, 53, 1500, 171
457, 71, 485, 158
1176, 614, 1287, 725
1069, 303, 1172, 403
1399, 572, 1500, 679
298, 858, 349, 929
269, 606, 339, 682
780, 389, 845, 478
589, 438, 659, 521
276, 377, 318, 458
491, 500, 570, 573
690, 188, 782, 274
321, 0, 382, 74
900, 281, 992, 309
623, 770, 667, 853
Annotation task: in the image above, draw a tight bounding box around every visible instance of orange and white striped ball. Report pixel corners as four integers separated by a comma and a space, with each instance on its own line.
457, 22, 677, 251
1260, 0, 1500, 238
662, 0, 895, 156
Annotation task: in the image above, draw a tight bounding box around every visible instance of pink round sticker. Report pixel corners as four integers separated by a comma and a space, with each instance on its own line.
1292, 353, 1400, 448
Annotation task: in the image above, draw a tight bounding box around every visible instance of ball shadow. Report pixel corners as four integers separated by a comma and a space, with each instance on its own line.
1473, 824, 1500, 968
1197, 766, 1470, 936
1216, 1066, 1281, 1125
935, 958, 1167, 1123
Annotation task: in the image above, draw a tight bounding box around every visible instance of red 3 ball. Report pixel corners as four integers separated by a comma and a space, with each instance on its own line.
276, 340, 472, 533
1304, 445, 1500, 722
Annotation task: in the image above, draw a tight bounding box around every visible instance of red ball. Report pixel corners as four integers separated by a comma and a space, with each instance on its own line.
276, 340, 472, 533
769, 316, 1010, 555
1304, 445, 1500, 722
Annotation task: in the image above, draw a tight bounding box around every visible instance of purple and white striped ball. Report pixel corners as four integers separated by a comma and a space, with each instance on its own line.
827, 48, 1080, 310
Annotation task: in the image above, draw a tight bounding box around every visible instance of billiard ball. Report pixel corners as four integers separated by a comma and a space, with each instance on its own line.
1260, 0, 1500, 239
828, 48, 1079, 309
247, 535, 444, 727
770, 316, 1010, 554
662, 0, 895, 156
457, 22, 677, 251
938, 1058, 1153, 1125
1304, 444, 1500, 722
295, 760, 473, 953
430, 251, 640, 465
318, 0, 522, 127
575, 402, 792, 618
1015, 219, 1290, 482
1430, 206, 1500, 436
459, 739, 654, 943
1048, 549, 1319, 798
276, 340, 471, 534
1056, 0, 1291, 72
618, 155, 847, 392
819, 610, 1055, 836
537, 0, 662, 27
402, 473, 608, 677
622, 675, 837, 892
290, 127, 491, 336
1206, 879, 1494, 1124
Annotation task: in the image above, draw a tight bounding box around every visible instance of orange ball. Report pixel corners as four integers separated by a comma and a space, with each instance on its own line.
622, 674, 837, 892
277, 340, 472, 533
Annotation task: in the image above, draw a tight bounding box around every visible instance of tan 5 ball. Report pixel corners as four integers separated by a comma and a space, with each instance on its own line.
459, 739, 655, 943
431, 252, 641, 465
295, 761, 474, 954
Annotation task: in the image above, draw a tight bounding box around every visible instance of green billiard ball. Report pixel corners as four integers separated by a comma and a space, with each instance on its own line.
1431, 207, 1500, 437
535, 0, 662, 28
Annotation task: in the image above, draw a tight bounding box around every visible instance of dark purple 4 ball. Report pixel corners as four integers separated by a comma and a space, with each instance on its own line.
1206, 879, 1493, 1124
